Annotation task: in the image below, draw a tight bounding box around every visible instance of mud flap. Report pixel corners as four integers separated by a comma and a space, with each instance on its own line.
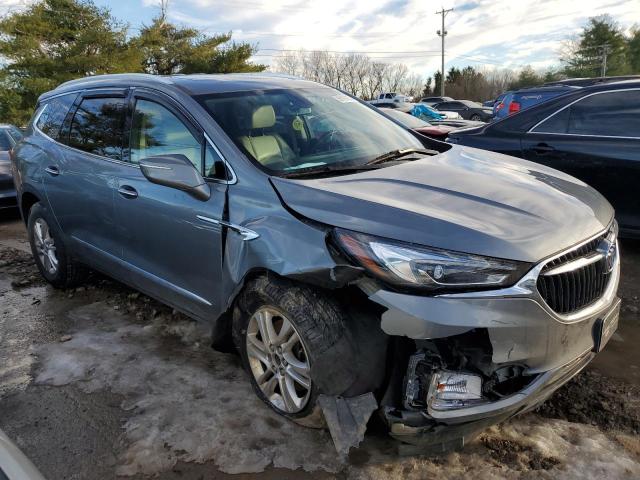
318, 393, 378, 456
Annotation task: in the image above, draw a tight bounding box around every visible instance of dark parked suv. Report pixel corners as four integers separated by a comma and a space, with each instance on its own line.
448, 80, 640, 238
12, 74, 620, 450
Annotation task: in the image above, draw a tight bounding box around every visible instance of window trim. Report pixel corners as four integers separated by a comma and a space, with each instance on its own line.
33, 94, 139, 169
527, 87, 640, 139
131, 88, 236, 184
35, 86, 237, 183
66, 92, 129, 163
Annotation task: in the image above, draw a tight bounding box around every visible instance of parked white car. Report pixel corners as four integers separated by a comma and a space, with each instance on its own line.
369, 92, 411, 105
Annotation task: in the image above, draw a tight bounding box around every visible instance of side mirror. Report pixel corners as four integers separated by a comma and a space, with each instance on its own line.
140, 154, 210, 201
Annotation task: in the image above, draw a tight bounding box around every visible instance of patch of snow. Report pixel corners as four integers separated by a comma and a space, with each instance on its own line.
34, 302, 640, 478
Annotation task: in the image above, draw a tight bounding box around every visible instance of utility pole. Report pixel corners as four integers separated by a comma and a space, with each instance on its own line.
436, 7, 453, 96
601, 44, 610, 77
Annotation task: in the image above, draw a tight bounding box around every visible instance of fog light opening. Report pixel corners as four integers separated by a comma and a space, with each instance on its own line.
428, 371, 484, 411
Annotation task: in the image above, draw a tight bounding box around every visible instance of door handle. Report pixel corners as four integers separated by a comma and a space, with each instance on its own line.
44, 166, 60, 176
118, 185, 138, 199
532, 143, 556, 155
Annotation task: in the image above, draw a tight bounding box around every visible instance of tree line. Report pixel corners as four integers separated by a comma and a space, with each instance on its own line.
0, 0, 265, 125
275, 15, 640, 102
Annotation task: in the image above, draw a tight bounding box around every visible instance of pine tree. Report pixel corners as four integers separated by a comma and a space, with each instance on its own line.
0, 0, 143, 125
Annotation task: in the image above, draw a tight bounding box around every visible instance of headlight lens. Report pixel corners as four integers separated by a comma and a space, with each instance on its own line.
334, 229, 530, 292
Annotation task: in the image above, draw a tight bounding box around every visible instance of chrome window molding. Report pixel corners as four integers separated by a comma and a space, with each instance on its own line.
439, 222, 619, 324
34, 92, 240, 181
204, 132, 237, 185
527, 87, 640, 139
33, 105, 140, 169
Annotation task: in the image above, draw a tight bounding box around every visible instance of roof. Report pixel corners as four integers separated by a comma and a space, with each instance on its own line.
42, 72, 323, 102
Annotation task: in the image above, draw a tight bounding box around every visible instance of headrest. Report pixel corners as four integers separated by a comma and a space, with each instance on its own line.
252, 105, 276, 129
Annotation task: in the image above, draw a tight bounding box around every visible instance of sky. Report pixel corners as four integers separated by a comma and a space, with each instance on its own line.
1, 0, 639, 78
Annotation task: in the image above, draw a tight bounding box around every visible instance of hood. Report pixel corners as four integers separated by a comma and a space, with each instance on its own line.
271, 146, 613, 263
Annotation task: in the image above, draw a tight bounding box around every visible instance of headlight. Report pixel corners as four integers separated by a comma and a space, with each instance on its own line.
334, 229, 530, 292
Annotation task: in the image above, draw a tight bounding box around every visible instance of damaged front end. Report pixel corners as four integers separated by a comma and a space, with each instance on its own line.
365, 224, 622, 449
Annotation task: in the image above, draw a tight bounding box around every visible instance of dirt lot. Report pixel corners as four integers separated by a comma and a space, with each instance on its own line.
1, 209, 639, 480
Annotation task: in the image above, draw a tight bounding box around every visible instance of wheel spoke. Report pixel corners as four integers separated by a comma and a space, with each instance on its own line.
47, 249, 58, 269
256, 309, 277, 346
275, 319, 293, 345
285, 364, 311, 389
34, 222, 44, 246
278, 374, 298, 411
261, 374, 278, 397
246, 340, 270, 366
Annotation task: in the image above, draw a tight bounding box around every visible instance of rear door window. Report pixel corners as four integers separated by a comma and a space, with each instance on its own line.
67, 96, 127, 160
533, 89, 640, 137
35, 93, 77, 140
567, 90, 640, 137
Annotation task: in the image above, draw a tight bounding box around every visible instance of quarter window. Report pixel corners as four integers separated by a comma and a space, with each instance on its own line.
68, 97, 127, 160
35, 93, 77, 140
130, 99, 201, 168
533, 90, 640, 137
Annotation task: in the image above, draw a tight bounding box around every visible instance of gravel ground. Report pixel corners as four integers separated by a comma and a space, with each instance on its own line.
1, 211, 639, 479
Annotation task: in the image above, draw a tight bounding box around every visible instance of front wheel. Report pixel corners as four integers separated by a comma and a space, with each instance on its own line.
233, 276, 387, 428
470, 114, 481, 121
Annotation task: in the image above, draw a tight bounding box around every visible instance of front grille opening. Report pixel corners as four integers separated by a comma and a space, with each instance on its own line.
536, 231, 613, 315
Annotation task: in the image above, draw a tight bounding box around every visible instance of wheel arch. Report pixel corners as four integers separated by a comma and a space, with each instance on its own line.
20, 190, 41, 225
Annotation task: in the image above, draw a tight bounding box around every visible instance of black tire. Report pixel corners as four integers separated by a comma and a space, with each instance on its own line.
233, 275, 387, 428
470, 114, 481, 121
27, 202, 87, 288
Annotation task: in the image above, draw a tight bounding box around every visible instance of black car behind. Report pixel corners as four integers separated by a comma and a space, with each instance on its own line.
447, 80, 640, 238
432, 100, 493, 121
0, 125, 23, 210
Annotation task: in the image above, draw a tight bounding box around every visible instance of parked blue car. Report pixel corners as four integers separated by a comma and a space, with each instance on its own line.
493, 85, 578, 120
411, 103, 445, 121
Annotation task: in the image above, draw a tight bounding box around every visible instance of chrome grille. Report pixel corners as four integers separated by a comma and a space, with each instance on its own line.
537, 229, 616, 315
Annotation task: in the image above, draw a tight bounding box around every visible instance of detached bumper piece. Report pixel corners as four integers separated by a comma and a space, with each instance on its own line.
385, 350, 594, 447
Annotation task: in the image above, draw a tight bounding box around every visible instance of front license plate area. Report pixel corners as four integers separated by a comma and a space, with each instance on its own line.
592, 300, 620, 353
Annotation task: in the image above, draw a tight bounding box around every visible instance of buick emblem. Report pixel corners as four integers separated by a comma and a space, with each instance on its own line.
598, 238, 617, 274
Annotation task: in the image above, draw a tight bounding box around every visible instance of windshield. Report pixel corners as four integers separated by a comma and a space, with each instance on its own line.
197, 87, 423, 175
381, 109, 431, 128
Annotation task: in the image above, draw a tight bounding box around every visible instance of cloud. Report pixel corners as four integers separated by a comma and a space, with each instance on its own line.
0, 0, 637, 77
161, 0, 638, 76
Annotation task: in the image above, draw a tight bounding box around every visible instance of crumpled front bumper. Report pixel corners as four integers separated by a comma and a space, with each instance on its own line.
368, 239, 620, 374
385, 348, 598, 447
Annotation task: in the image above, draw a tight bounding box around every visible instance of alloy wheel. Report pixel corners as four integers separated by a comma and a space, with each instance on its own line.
33, 218, 58, 275
246, 306, 312, 413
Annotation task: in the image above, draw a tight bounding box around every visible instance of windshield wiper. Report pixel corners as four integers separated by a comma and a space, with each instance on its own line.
281, 148, 439, 179
281, 163, 383, 179
365, 148, 438, 166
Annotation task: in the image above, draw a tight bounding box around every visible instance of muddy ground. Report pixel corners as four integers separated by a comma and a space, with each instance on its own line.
0, 209, 639, 480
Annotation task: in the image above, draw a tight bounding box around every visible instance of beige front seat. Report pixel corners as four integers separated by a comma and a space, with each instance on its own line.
238, 105, 295, 168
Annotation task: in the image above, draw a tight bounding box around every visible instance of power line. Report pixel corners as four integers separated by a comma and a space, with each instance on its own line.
257, 48, 442, 54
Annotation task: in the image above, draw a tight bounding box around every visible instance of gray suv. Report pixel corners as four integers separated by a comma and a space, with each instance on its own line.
12, 74, 620, 448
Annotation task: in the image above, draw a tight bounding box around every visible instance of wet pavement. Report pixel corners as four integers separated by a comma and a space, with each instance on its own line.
0, 209, 639, 479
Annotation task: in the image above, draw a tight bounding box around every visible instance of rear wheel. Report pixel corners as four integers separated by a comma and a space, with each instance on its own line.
470, 114, 481, 121
27, 202, 87, 288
